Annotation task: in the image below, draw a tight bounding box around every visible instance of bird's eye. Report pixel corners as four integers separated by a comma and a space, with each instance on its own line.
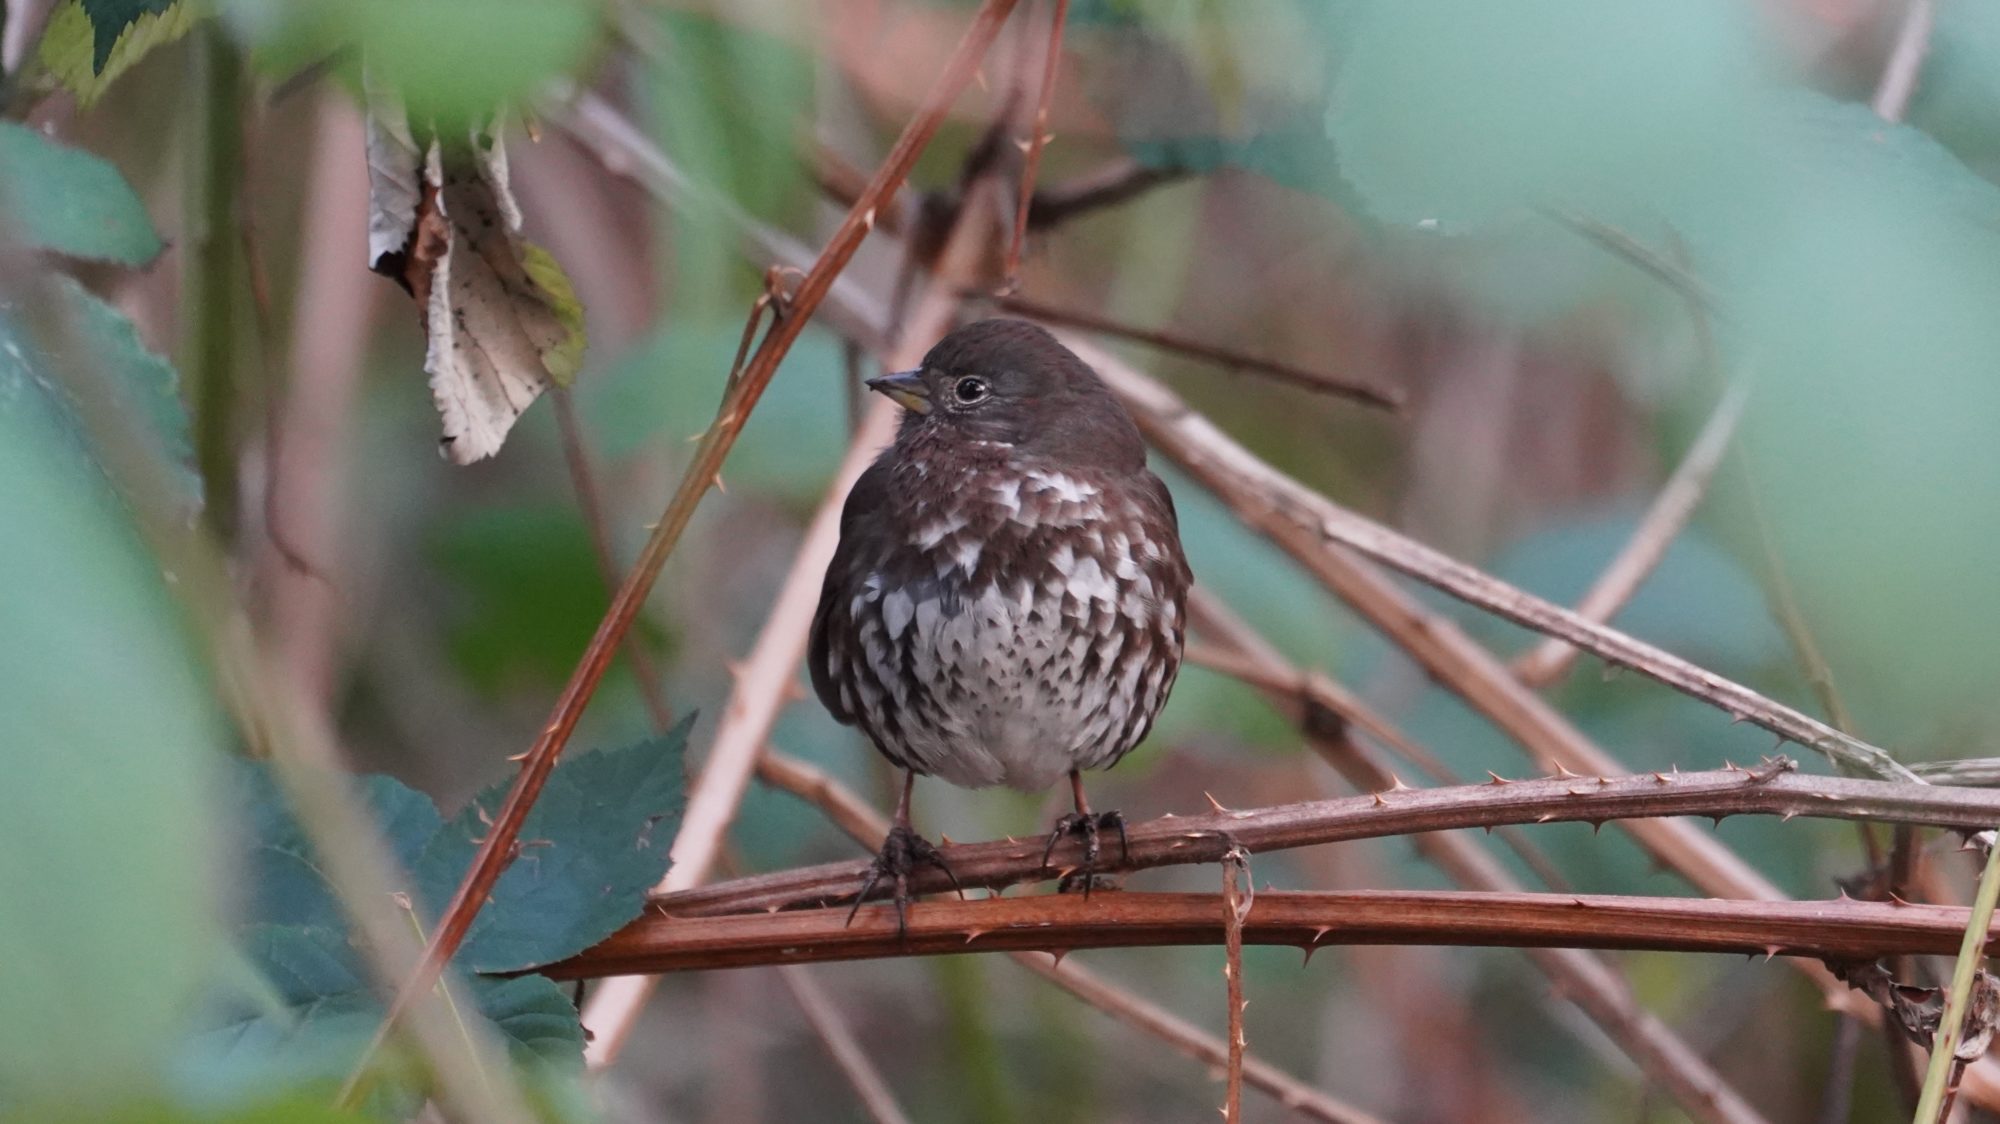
953, 376, 990, 404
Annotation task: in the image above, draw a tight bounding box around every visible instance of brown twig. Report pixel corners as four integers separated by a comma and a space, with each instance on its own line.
1025, 157, 1187, 229
774, 965, 914, 1124
1013, 953, 1381, 1123
1221, 848, 1250, 1124
550, 386, 674, 730
1183, 636, 1572, 893
378, 0, 1022, 1055
1072, 334, 1922, 786
1188, 593, 1770, 1123
1001, 0, 1069, 288
647, 766, 2000, 919
987, 291, 1402, 410
754, 747, 1378, 1122
551, 393, 907, 1118
577, 401, 898, 1067
1511, 387, 1746, 687
547, 890, 1993, 977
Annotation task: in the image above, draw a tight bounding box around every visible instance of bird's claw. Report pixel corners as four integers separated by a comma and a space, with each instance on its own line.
1042, 810, 1129, 896
848, 824, 959, 937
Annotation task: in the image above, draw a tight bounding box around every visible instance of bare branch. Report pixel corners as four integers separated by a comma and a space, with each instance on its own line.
1512, 388, 1745, 687
1073, 333, 1922, 786
650, 767, 2000, 919
774, 965, 914, 1124
548, 890, 1988, 977
986, 291, 1402, 410
1002, 0, 1069, 287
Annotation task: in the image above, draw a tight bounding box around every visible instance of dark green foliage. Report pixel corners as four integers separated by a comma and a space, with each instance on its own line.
211, 723, 688, 1109
415, 717, 694, 972
80, 0, 176, 70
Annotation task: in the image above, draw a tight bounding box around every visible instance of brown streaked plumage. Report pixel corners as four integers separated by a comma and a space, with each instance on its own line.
810, 319, 1192, 923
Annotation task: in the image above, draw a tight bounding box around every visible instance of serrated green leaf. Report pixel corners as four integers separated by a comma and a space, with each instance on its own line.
79, 0, 178, 69
37, 0, 195, 105
233, 763, 442, 933
2, 278, 198, 515
473, 974, 587, 1071
521, 242, 587, 388
0, 309, 223, 1102
182, 925, 584, 1111
415, 720, 692, 972
0, 121, 162, 264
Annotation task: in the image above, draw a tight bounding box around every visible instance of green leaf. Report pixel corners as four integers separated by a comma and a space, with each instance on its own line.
473, 973, 588, 1071
415, 720, 692, 972
0, 303, 223, 1103
79, 0, 177, 69
0, 121, 163, 264
37, 0, 195, 104
234, 763, 443, 933
183, 925, 583, 1110
521, 242, 587, 388
180, 927, 421, 1118
2, 278, 201, 515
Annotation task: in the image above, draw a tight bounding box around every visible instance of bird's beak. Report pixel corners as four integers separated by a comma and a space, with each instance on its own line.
865, 369, 932, 416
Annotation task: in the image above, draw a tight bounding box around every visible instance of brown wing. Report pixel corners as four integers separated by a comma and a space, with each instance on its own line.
808, 457, 894, 726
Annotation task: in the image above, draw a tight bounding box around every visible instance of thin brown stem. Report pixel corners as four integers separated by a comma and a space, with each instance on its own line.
1011, 953, 1380, 1124
1220, 848, 1249, 1124
1188, 593, 1770, 1123
1512, 388, 1746, 687
1025, 157, 1185, 229
987, 291, 1401, 410
378, 0, 1022, 1053
754, 755, 1376, 1121
1001, 0, 1068, 288
550, 386, 674, 730
648, 767, 2000, 920
547, 890, 1992, 977
774, 965, 914, 1124
1071, 333, 1920, 786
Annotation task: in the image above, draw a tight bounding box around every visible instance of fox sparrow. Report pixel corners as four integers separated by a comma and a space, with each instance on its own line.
809, 319, 1192, 923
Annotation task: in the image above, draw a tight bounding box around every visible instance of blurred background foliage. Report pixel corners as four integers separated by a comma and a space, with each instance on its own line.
4, 0, 2000, 1120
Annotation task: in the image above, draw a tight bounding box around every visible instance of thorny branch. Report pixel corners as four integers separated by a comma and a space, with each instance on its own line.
1077, 336, 1923, 786
1511, 387, 1746, 687
1188, 592, 1769, 1124
649, 764, 2000, 919
547, 890, 1994, 977
756, 747, 1378, 1122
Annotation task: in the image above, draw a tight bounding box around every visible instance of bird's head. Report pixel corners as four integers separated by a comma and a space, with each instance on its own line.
867, 319, 1144, 470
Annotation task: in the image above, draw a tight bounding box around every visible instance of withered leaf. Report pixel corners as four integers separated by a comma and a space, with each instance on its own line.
365, 96, 586, 464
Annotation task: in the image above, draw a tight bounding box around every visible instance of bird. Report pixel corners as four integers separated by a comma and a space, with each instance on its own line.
809, 318, 1192, 925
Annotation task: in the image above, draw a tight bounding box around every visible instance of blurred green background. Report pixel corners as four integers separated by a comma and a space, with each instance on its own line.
6, 0, 2000, 1120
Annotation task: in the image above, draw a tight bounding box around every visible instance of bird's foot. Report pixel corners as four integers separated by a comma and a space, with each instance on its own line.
848, 824, 959, 937
1042, 810, 1129, 896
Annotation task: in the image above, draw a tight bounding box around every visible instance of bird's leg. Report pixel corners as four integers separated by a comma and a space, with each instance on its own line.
1042, 770, 1128, 894
849, 770, 959, 937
